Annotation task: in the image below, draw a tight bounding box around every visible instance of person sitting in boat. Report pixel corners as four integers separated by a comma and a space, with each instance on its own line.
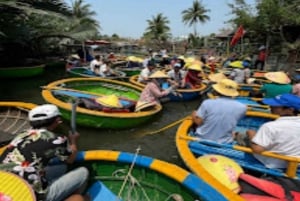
240, 93, 300, 169
90, 55, 102, 75
0, 104, 89, 201
167, 63, 186, 88
182, 61, 203, 88
159, 54, 170, 68
65, 54, 81, 70
137, 59, 156, 84
253, 71, 292, 98
135, 70, 175, 112
191, 79, 247, 144
99, 59, 116, 77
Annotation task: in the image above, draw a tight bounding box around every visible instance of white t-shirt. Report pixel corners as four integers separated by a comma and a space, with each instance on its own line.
252, 116, 300, 168
90, 59, 100, 72
138, 67, 151, 82
99, 63, 109, 77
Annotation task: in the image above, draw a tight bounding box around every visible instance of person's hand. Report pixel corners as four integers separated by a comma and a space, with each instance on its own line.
68, 131, 80, 145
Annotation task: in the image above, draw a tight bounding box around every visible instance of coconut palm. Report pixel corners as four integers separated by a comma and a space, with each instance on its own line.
144, 13, 171, 48
182, 0, 210, 37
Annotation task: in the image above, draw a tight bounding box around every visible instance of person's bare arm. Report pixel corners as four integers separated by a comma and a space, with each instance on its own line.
66, 132, 79, 164
191, 110, 204, 126
246, 129, 266, 153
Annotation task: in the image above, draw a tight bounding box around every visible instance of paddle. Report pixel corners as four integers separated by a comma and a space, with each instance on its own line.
70, 100, 78, 133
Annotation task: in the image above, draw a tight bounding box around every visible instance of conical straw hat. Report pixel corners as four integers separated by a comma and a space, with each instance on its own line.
135, 101, 156, 112
95, 95, 122, 108
188, 62, 203, 71
229, 61, 243, 68
149, 70, 169, 78
208, 73, 227, 83
212, 79, 239, 97
264, 71, 291, 84
197, 154, 244, 193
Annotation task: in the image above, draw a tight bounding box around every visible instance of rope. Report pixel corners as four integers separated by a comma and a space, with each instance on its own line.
143, 116, 191, 136
117, 146, 141, 200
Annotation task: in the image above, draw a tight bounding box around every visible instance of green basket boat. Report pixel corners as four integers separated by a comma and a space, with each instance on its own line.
0, 65, 45, 78
42, 77, 162, 129
72, 150, 229, 201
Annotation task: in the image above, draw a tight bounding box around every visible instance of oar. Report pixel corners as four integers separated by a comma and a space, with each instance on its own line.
70, 100, 78, 133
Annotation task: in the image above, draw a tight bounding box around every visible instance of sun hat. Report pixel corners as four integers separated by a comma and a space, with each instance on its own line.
178, 55, 185, 60
244, 57, 251, 61
208, 73, 227, 83
29, 104, 61, 121
188, 62, 203, 71
246, 78, 256, 84
149, 70, 170, 79
96, 95, 122, 108
135, 101, 156, 112
71, 54, 80, 60
229, 61, 243, 68
264, 71, 291, 84
259, 45, 266, 51
262, 93, 300, 110
197, 154, 244, 193
212, 79, 239, 97
208, 56, 215, 61
126, 56, 137, 61
162, 54, 169, 58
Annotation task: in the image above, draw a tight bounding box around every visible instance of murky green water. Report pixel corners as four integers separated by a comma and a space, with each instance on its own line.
0, 63, 202, 167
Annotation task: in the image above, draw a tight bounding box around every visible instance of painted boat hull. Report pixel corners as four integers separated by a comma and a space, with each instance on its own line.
73, 150, 228, 201
67, 67, 126, 79
0, 65, 45, 78
129, 75, 207, 102
42, 78, 162, 129
175, 111, 300, 194
0, 102, 37, 153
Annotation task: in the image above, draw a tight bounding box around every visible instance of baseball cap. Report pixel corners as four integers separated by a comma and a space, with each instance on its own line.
29, 104, 61, 121
262, 94, 300, 110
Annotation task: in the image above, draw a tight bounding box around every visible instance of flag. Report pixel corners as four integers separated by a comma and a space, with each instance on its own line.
230, 25, 246, 47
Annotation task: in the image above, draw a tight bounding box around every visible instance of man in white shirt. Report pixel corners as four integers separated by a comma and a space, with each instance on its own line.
90, 55, 101, 75
246, 93, 300, 168
138, 59, 156, 83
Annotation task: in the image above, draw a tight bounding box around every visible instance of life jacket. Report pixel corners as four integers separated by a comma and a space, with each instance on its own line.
239, 173, 300, 201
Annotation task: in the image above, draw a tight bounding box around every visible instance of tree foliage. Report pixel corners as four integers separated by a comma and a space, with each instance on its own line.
181, 0, 210, 36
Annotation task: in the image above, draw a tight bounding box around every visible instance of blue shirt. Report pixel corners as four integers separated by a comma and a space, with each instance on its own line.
195, 97, 247, 143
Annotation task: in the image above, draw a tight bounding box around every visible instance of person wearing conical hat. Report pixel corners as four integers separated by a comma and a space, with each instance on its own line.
182, 62, 203, 88
257, 71, 292, 98
135, 70, 175, 111
191, 79, 247, 143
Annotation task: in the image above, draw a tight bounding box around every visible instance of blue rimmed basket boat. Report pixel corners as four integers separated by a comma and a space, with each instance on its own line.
129, 75, 208, 102
73, 150, 229, 201
176, 111, 300, 182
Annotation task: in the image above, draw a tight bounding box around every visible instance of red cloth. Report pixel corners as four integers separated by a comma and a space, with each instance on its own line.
239, 173, 285, 199
258, 50, 266, 61
230, 25, 246, 47
240, 194, 284, 201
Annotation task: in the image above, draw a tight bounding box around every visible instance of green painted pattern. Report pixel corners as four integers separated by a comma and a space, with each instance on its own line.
74, 161, 199, 201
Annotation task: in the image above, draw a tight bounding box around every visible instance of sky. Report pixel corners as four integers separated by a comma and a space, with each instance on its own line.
83, 0, 256, 39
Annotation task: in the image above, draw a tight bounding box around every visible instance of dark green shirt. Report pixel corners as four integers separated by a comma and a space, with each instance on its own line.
260, 83, 292, 98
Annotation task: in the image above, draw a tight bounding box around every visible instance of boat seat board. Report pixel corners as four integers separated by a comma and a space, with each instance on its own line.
87, 181, 122, 201
189, 141, 300, 178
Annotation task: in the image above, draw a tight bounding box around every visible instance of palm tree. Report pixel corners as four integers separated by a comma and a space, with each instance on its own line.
144, 13, 171, 48
182, 0, 210, 36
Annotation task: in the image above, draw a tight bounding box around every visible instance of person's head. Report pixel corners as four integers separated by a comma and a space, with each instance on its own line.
264, 71, 291, 84
262, 94, 300, 116
29, 104, 62, 129
95, 55, 101, 60
212, 79, 239, 97
174, 63, 181, 71
147, 59, 156, 70
187, 62, 203, 73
